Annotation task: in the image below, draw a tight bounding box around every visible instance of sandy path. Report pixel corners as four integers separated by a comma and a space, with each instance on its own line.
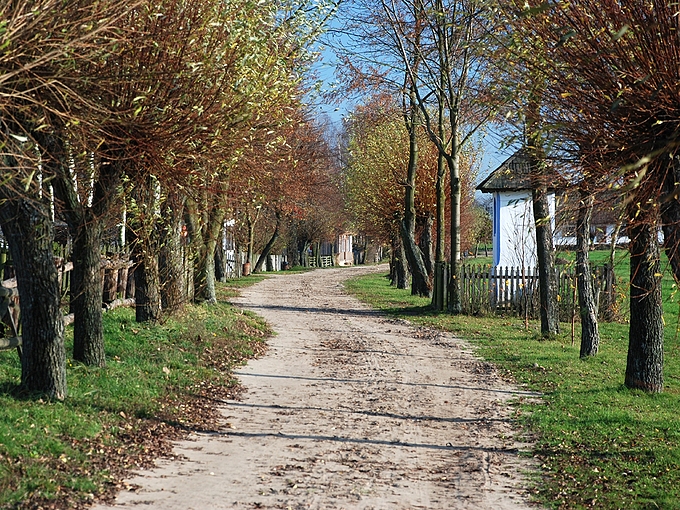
94, 265, 538, 509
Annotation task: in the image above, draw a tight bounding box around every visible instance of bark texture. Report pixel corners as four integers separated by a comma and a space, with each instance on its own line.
159, 191, 186, 313
445, 124, 462, 314
0, 195, 67, 399
576, 191, 599, 358
396, 241, 408, 290
69, 221, 105, 366
132, 176, 162, 323
532, 184, 559, 336
432, 153, 447, 311
400, 220, 431, 297
134, 252, 162, 323
389, 237, 408, 290
419, 213, 434, 279
625, 211, 664, 393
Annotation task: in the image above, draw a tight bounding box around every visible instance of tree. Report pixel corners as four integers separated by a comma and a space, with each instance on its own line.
252, 109, 338, 273
0, 154, 67, 400
48, 138, 122, 366
0, 0, 139, 391
513, 0, 674, 391
343, 95, 441, 287
527, 100, 559, 337
332, 0, 434, 296
493, 5, 560, 336
575, 190, 600, 358
376, 0, 499, 311
344, 99, 412, 286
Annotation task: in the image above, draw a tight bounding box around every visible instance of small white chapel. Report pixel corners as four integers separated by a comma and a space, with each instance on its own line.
476, 149, 556, 269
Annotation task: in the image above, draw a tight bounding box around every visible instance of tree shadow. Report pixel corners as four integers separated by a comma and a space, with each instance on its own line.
0, 380, 57, 401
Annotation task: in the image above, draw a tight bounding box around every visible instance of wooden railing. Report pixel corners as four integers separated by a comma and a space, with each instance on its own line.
0, 255, 135, 352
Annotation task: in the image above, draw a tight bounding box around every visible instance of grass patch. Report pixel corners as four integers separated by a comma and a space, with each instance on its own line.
345, 271, 680, 510
218, 274, 269, 298
0, 278, 269, 509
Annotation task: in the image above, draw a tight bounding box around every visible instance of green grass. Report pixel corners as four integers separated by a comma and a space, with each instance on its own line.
345, 270, 680, 510
0, 278, 270, 508
219, 273, 269, 297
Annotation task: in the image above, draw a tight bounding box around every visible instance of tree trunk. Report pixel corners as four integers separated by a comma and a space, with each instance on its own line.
0, 194, 67, 399
532, 183, 559, 336
134, 250, 162, 323
254, 212, 281, 273
69, 219, 105, 366
48, 136, 120, 367
526, 77, 558, 335
401, 100, 431, 298
299, 239, 311, 267
197, 206, 225, 304
132, 177, 162, 323
419, 212, 434, 278
396, 240, 408, 290
203, 237, 218, 303
432, 157, 447, 311
625, 208, 664, 393
448, 147, 462, 313
288, 226, 301, 267
215, 236, 226, 282
400, 219, 431, 297
159, 191, 186, 313
389, 240, 398, 285
184, 196, 203, 301
103, 258, 118, 303
576, 191, 599, 358
246, 208, 259, 266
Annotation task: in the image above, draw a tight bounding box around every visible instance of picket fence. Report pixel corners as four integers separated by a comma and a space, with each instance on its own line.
456, 263, 616, 321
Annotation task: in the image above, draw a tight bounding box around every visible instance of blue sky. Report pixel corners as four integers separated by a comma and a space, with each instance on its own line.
308, 33, 518, 188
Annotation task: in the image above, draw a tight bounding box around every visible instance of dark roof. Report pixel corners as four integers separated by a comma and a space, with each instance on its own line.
476, 149, 532, 193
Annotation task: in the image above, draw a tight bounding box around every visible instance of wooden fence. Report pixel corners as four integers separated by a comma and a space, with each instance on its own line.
0, 252, 135, 353
456, 263, 616, 321
307, 255, 333, 268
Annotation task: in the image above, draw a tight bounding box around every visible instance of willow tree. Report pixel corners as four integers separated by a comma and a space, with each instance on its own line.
0, 0, 139, 395
185, 0, 336, 300
517, 0, 680, 392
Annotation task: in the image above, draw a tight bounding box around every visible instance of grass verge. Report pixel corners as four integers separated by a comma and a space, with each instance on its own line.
0, 278, 270, 509
345, 271, 680, 510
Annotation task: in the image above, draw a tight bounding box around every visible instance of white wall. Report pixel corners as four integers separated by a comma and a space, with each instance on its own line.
493, 190, 555, 269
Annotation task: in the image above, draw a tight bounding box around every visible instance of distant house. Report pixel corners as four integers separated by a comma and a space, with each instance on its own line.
335, 233, 353, 266
552, 190, 628, 247
476, 149, 556, 268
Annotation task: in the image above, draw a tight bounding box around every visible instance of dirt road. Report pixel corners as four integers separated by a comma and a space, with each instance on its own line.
95, 265, 538, 509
